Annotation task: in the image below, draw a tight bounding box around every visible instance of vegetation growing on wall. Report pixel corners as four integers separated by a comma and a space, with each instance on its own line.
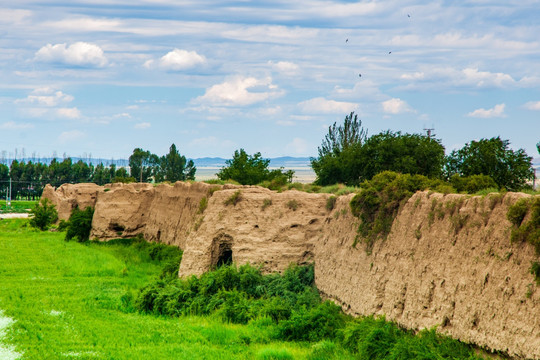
349, 171, 449, 250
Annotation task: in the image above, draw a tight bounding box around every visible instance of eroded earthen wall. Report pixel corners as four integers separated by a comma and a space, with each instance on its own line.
41, 184, 540, 358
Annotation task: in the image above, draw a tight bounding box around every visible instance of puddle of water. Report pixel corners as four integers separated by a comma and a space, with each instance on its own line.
0, 311, 22, 360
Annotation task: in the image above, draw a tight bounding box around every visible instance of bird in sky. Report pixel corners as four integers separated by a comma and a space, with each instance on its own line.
358, 73, 361, 77
408, 14, 411, 18
346, 38, 349, 43
388, 51, 392, 54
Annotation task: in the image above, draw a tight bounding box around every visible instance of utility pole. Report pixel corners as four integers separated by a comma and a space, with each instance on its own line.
424, 127, 435, 139
8, 177, 11, 207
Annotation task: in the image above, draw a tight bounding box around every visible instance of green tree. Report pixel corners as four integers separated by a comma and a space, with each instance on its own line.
129, 148, 159, 182
358, 131, 446, 181
157, 144, 196, 182
217, 149, 292, 185
445, 137, 533, 191
311, 112, 367, 185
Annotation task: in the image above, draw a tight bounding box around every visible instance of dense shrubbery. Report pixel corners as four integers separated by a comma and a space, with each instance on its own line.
65, 206, 95, 242
29, 198, 58, 230
134, 263, 482, 358
450, 174, 498, 193
507, 197, 540, 255
350, 172, 445, 249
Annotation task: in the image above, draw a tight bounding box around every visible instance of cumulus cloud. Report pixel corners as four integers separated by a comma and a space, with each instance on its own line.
194, 76, 284, 106
57, 107, 81, 119
467, 103, 506, 118
144, 49, 206, 71
298, 97, 358, 114
134, 122, 151, 129
58, 130, 85, 143
523, 101, 540, 110
16, 87, 74, 107
381, 98, 413, 114
0, 121, 34, 130
35, 42, 108, 67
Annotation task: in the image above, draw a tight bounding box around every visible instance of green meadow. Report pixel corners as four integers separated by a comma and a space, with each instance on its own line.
0, 219, 485, 359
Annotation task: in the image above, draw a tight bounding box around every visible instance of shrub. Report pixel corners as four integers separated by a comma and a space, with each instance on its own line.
276, 301, 346, 342
65, 206, 94, 242
507, 198, 530, 227
450, 174, 498, 194
29, 198, 58, 231
507, 197, 540, 255
224, 190, 242, 206
350, 171, 434, 249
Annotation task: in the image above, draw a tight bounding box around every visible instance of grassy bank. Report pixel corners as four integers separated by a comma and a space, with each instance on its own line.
0, 219, 486, 359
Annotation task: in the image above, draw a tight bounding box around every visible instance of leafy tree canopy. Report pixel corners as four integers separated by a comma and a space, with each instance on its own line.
311, 112, 445, 186
129, 144, 195, 183
445, 136, 533, 191
217, 149, 293, 185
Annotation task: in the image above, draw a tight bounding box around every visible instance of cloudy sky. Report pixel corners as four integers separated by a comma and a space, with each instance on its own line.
1, 1, 539, 160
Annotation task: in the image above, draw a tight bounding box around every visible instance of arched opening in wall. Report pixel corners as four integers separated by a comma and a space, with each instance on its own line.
211, 233, 234, 269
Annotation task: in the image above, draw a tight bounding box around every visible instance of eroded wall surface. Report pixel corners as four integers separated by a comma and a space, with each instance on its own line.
42, 184, 540, 358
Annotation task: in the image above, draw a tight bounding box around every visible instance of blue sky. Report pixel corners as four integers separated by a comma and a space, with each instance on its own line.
0, 1, 539, 160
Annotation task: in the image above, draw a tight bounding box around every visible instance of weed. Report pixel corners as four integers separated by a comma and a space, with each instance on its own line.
326, 196, 337, 211
198, 197, 208, 214
224, 190, 242, 206
261, 198, 273, 211
287, 200, 300, 211
531, 262, 540, 285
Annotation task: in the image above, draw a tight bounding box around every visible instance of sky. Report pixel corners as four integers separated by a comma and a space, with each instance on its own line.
0, 1, 539, 161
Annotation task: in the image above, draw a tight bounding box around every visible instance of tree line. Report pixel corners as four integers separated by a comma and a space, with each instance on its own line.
311, 112, 537, 191
0, 144, 194, 200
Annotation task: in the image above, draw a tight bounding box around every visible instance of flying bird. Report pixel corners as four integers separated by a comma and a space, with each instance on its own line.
358, 73, 361, 77
408, 14, 411, 18
388, 51, 392, 54
346, 38, 349, 43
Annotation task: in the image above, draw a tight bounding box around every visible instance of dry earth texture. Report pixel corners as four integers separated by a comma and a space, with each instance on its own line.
42, 183, 540, 359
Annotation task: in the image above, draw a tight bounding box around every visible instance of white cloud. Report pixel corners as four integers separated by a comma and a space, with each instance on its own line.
467, 103, 506, 118
134, 122, 151, 129
298, 97, 358, 114
381, 98, 413, 114
400, 72, 425, 80
16, 87, 74, 107
0, 121, 34, 130
523, 101, 540, 111
194, 76, 284, 106
269, 61, 299, 75
56, 107, 81, 119
35, 42, 108, 67
0, 8, 32, 23
58, 130, 85, 143
145, 49, 206, 71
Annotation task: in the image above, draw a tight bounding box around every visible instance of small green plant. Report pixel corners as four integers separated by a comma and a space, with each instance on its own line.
262, 198, 273, 210
507, 198, 530, 227
65, 206, 95, 242
198, 197, 208, 214
286, 200, 300, 211
29, 198, 58, 231
531, 261, 540, 285
326, 196, 337, 211
224, 190, 242, 206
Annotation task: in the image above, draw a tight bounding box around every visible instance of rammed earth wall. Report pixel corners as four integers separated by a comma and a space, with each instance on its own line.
43, 183, 540, 359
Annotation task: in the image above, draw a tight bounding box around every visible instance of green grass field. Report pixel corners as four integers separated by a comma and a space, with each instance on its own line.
0, 201, 37, 214
0, 219, 487, 359
0, 219, 320, 359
